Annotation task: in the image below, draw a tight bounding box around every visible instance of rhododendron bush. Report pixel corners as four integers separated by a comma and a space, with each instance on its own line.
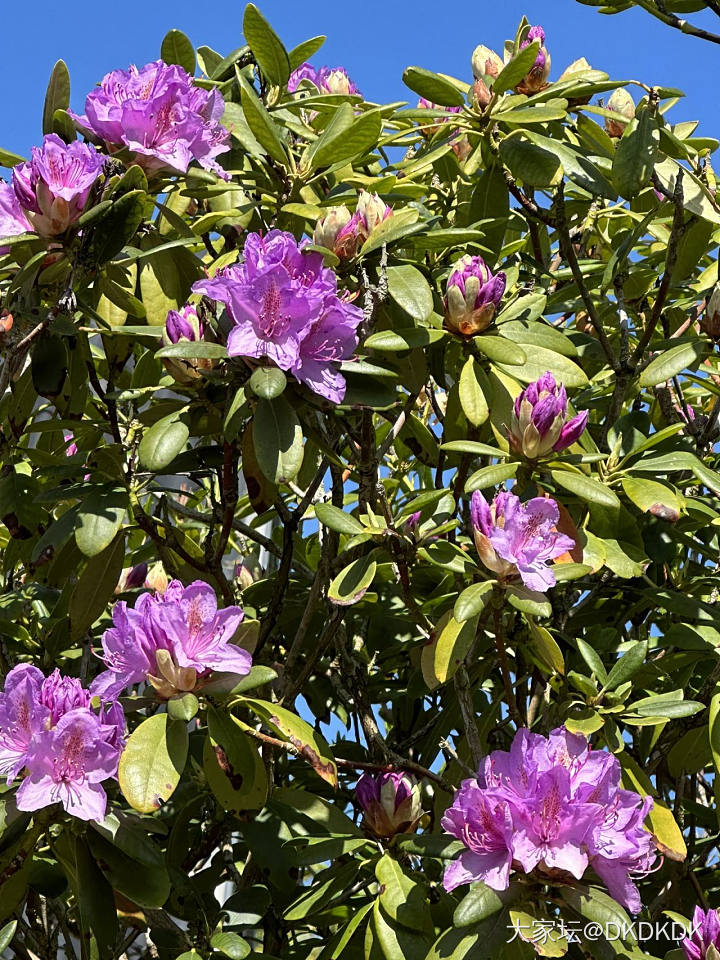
3, 3, 720, 958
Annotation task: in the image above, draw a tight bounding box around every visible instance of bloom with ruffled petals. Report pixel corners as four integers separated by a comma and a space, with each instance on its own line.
11, 135, 105, 237
445, 254, 506, 336
92, 579, 250, 700
356, 771, 423, 839
74, 60, 230, 178
683, 908, 720, 960
0, 181, 31, 250
193, 230, 362, 402
509, 372, 589, 458
471, 490, 574, 592
443, 727, 656, 913
0, 665, 48, 781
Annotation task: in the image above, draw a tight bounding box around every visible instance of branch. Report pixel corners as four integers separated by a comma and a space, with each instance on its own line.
631, 0, 720, 44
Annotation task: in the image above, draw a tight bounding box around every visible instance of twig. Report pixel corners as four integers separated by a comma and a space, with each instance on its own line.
453, 665, 483, 770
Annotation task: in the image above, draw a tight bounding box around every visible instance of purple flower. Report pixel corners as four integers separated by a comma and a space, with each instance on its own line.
442, 727, 656, 914
165, 303, 203, 343
63, 431, 78, 457
288, 63, 361, 97
356, 771, 423, 838
509, 372, 589, 458
517, 26, 551, 94
0, 664, 124, 822
91, 579, 250, 700
470, 491, 574, 593
11, 135, 105, 237
74, 60, 230, 178
683, 908, 720, 960
18, 709, 121, 822
445, 255, 506, 336
0, 181, 31, 249
193, 230, 362, 403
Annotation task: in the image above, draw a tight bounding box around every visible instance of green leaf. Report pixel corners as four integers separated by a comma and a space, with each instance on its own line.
621, 476, 682, 522
139, 414, 190, 471
422, 610, 480, 689
91, 190, 147, 264
309, 107, 382, 170
246, 366, 286, 400
527, 620, 565, 675
240, 81, 288, 165
474, 335, 527, 365
577, 638, 608, 683
243, 698, 338, 786
454, 882, 520, 927
454, 581, 493, 622
375, 854, 431, 932
288, 35, 326, 73
155, 341, 228, 360
69, 533, 125, 640
87, 829, 170, 909
75, 487, 127, 557
602, 640, 648, 692
0, 921, 17, 953
160, 29, 196, 75
211, 932, 251, 960
551, 469, 620, 508
328, 554, 377, 605
315, 503, 366, 535
42, 60, 70, 135
118, 714, 188, 814
499, 131, 563, 188
638, 341, 707, 386
203, 706, 268, 813
492, 42, 540, 95
402, 66, 465, 106
364, 327, 445, 351
167, 692, 199, 722
200, 663, 277, 696
612, 111, 660, 199
710, 685, 720, 825
386, 265, 434, 321
253, 395, 304, 484
369, 897, 432, 959
243, 4, 290, 87
494, 343, 588, 386
466, 462, 519, 493
72, 836, 118, 960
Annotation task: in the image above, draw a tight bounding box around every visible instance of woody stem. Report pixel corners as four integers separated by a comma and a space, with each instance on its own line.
493, 602, 522, 727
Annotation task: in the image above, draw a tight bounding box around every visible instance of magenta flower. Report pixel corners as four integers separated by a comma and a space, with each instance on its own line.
0, 664, 124, 822
442, 727, 656, 914
193, 230, 362, 403
0, 181, 31, 248
444, 254, 506, 336
509, 372, 589, 458
517, 25, 551, 94
73, 60, 230, 178
11, 135, 105, 237
683, 908, 720, 960
91, 579, 250, 700
471, 491, 574, 593
356, 771, 423, 839
288, 63, 361, 97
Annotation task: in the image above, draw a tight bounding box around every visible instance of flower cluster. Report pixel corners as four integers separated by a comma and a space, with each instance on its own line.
356, 771, 424, 839
314, 190, 393, 260
0, 665, 124, 822
444, 254, 506, 336
288, 63, 361, 97
683, 908, 720, 960
194, 230, 363, 402
1, 134, 105, 239
471, 490, 574, 593
442, 727, 656, 914
73, 60, 230, 177
92, 578, 250, 700
508, 372, 589, 459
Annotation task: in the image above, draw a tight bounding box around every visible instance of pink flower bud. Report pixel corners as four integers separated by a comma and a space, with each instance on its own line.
444, 255, 505, 336
356, 771, 424, 839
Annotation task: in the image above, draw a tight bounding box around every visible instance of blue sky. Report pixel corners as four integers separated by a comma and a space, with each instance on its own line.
2, 0, 719, 160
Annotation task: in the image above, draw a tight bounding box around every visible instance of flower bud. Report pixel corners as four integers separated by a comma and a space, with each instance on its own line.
471, 45, 503, 84
356, 190, 392, 235
472, 78, 493, 111
162, 303, 213, 385
145, 562, 169, 595
235, 562, 254, 590
147, 648, 198, 700
444, 254, 506, 336
333, 191, 393, 258
356, 771, 424, 839
557, 58, 593, 106
115, 562, 149, 594
508, 372, 588, 459
313, 206, 352, 252
417, 98, 462, 137
515, 26, 551, 96
323, 67, 357, 96
702, 286, 720, 339
605, 88, 635, 138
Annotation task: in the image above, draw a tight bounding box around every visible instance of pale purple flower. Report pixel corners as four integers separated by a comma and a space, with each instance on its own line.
91, 579, 250, 700
471, 491, 574, 593
356, 771, 423, 838
0, 664, 124, 822
509, 372, 589, 458
445, 254, 506, 336
74, 60, 230, 178
442, 727, 656, 913
17, 709, 120, 822
11, 135, 105, 237
0, 181, 32, 248
193, 230, 362, 403
683, 907, 720, 960
63, 431, 78, 457
288, 63, 361, 97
